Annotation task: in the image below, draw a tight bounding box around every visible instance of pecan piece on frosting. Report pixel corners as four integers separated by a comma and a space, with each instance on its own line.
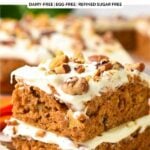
88, 55, 109, 63
93, 62, 113, 81
74, 65, 85, 73
62, 77, 89, 95
71, 52, 85, 64
112, 62, 124, 70
50, 54, 69, 70
54, 63, 70, 74
125, 63, 145, 72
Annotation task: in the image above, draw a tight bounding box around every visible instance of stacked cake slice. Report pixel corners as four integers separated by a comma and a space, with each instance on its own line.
3, 53, 150, 150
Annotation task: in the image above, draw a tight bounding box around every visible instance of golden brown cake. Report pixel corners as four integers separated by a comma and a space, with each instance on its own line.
3, 53, 150, 149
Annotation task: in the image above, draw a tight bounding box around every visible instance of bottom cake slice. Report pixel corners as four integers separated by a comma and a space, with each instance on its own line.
3, 115, 150, 150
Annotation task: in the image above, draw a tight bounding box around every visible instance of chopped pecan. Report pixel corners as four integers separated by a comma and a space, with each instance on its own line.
112, 62, 124, 70
35, 130, 46, 137
88, 55, 109, 62
62, 77, 89, 95
74, 65, 85, 73
98, 62, 113, 71
50, 55, 69, 70
93, 62, 113, 81
125, 63, 145, 72
54, 64, 70, 74
93, 70, 101, 81
71, 52, 85, 64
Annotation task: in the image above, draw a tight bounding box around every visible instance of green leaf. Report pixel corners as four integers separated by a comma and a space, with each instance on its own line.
0, 5, 71, 19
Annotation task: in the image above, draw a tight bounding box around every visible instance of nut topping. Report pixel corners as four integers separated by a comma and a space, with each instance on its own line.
54, 63, 70, 74
50, 54, 69, 70
112, 62, 124, 70
88, 55, 109, 62
93, 62, 113, 81
97, 62, 113, 71
125, 63, 145, 72
62, 77, 89, 95
74, 65, 85, 73
71, 52, 85, 64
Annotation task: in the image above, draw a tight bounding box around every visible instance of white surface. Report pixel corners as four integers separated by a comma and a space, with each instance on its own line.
74, 5, 150, 17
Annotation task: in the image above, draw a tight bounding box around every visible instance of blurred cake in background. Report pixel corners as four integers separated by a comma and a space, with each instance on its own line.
0, 15, 133, 94
95, 16, 136, 51
95, 16, 150, 63
0, 18, 52, 94
135, 17, 150, 61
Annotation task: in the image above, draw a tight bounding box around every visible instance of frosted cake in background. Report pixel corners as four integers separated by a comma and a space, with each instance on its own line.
0, 15, 133, 94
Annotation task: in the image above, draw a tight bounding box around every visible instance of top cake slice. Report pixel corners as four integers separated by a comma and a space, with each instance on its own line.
11, 53, 150, 142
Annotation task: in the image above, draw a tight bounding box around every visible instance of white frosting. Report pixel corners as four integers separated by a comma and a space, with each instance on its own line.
3, 115, 150, 150
41, 33, 80, 57
95, 18, 135, 31
3, 118, 79, 150
11, 60, 150, 111
0, 133, 11, 142
0, 38, 52, 64
0, 31, 14, 41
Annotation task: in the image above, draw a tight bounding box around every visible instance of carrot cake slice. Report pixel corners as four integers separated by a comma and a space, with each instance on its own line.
3, 53, 150, 149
